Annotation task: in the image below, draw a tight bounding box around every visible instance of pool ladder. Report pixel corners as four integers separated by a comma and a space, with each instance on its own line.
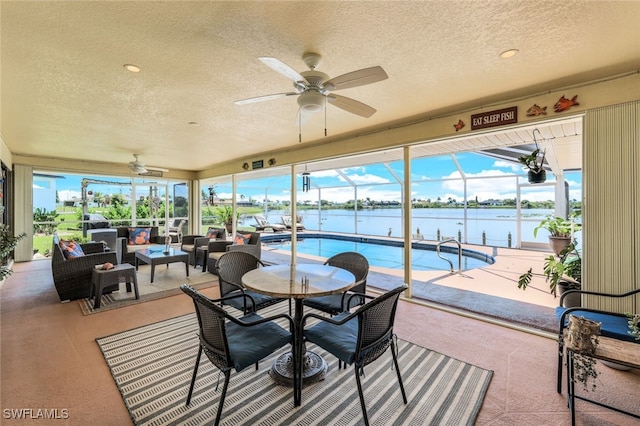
436, 239, 462, 274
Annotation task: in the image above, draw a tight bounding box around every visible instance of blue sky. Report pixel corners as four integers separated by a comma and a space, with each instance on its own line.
49, 152, 582, 204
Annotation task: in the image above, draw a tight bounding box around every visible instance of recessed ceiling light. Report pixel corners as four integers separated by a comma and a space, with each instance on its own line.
499, 49, 519, 59
124, 64, 141, 73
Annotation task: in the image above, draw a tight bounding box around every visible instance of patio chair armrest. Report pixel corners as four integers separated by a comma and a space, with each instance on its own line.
59, 251, 118, 272
217, 291, 257, 313
181, 234, 203, 245
228, 309, 294, 332
559, 288, 640, 307
194, 237, 212, 248
226, 244, 260, 258
342, 291, 374, 311
80, 241, 107, 255
208, 240, 232, 252
302, 310, 357, 328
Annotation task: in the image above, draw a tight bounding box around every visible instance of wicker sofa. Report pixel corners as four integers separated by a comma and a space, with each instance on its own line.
51, 234, 118, 301
115, 226, 164, 265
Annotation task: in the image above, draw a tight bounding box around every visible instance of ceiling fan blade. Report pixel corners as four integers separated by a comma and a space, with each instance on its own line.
235, 92, 298, 105
323, 66, 388, 91
259, 57, 306, 84
146, 166, 169, 172
327, 94, 377, 118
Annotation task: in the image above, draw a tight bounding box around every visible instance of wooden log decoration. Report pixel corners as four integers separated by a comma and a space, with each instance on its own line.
564, 315, 601, 354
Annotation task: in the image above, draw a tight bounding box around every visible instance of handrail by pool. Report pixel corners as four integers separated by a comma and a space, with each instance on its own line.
436, 238, 462, 274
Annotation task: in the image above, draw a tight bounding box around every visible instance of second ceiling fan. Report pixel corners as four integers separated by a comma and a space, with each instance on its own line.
235, 52, 388, 123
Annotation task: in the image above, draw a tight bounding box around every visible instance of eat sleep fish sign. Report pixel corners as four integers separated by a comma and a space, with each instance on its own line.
471, 106, 518, 130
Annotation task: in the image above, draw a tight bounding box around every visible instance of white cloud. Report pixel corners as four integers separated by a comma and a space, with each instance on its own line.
493, 160, 522, 172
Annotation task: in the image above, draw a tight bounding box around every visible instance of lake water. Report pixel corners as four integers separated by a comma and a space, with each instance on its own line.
265, 208, 564, 247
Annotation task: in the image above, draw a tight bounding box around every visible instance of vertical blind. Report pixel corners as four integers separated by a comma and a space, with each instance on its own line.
584, 101, 640, 312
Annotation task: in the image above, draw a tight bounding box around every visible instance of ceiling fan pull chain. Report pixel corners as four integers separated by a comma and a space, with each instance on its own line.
299, 112, 302, 143
324, 97, 328, 137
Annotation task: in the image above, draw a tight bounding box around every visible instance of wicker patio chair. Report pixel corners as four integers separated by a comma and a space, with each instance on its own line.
215, 251, 286, 314
180, 284, 293, 426
181, 227, 227, 267
206, 232, 261, 275
51, 234, 118, 301
303, 252, 369, 315
302, 285, 408, 425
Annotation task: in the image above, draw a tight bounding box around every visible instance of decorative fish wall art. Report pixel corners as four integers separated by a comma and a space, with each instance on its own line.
526, 104, 547, 116
554, 95, 579, 113
454, 119, 465, 132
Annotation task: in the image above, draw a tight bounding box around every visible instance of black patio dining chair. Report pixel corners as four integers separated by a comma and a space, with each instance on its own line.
215, 251, 287, 314
180, 284, 293, 426
302, 285, 408, 426
303, 252, 369, 315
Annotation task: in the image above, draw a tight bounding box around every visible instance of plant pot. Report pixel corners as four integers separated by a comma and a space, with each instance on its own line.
225, 223, 233, 234
549, 236, 571, 256
527, 170, 546, 184
559, 281, 581, 307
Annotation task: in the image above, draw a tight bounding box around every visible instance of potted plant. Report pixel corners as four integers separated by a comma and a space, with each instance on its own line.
0, 224, 27, 281
518, 148, 546, 183
534, 214, 581, 256
214, 206, 239, 234
518, 240, 581, 305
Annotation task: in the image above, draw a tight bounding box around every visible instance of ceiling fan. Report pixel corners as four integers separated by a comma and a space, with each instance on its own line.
235, 52, 388, 122
128, 154, 169, 175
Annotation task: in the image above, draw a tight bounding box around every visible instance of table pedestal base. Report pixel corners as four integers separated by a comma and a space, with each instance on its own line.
269, 351, 327, 386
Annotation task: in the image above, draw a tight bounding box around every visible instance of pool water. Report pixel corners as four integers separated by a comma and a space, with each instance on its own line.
263, 235, 494, 272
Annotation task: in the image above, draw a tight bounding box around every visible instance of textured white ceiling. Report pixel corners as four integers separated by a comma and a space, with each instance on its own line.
1, 1, 639, 172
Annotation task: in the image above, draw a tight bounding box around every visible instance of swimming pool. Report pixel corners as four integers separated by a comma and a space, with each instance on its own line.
261, 233, 494, 272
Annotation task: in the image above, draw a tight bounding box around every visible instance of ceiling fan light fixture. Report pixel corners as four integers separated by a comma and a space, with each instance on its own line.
297, 91, 325, 113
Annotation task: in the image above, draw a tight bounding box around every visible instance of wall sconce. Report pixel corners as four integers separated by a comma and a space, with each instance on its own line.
268, 158, 276, 166
302, 171, 311, 192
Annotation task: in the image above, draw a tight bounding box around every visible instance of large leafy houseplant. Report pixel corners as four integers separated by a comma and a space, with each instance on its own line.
533, 215, 581, 238
518, 240, 581, 297
534, 214, 581, 256
1, 224, 27, 280
214, 206, 240, 233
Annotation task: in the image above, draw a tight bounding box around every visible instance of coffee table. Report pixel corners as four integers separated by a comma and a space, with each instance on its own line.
134, 247, 189, 283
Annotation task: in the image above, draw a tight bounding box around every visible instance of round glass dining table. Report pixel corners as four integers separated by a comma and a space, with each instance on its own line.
242, 263, 355, 407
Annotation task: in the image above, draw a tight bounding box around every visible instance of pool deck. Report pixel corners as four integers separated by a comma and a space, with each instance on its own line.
260, 234, 558, 333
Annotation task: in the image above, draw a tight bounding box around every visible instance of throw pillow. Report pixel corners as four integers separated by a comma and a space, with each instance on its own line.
128, 227, 152, 245
205, 228, 219, 239
233, 233, 251, 245
59, 239, 85, 259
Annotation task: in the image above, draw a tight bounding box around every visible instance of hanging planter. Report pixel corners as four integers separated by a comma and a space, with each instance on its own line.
527, 169, 546, 184
518, 129, 547, 184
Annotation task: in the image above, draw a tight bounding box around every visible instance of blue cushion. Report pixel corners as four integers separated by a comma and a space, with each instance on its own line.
224, 291, 278, 312
305, 294, 365, 314
304, 312, 358, 364
226, 312, 291, 372
556, 307, 638, 343
304, 294, 344, 314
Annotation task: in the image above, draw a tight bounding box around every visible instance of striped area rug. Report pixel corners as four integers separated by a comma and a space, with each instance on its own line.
97, 305, 493, 425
